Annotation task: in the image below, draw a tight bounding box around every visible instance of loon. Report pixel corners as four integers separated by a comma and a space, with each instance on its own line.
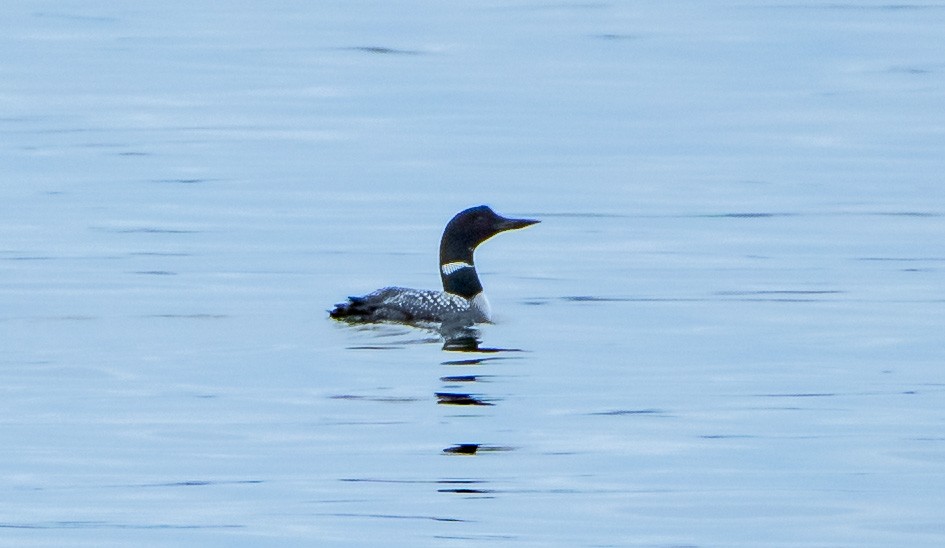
330, 205, 539, 324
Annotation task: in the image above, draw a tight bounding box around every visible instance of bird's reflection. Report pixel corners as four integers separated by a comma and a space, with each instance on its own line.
443, 443, 480, 455
436, 392, 494, 406
436, 320, 524, 467
439, 315, 481, 351
439, 322, 522, 353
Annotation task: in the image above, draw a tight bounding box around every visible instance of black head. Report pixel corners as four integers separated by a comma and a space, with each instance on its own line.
438, 205, 539, 300
439, 205, 539, 262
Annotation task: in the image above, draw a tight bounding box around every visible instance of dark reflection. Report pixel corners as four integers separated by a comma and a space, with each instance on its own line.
436, 323, 522, 483
441, 335, 483, 352
872, 211, 941, 217
699, 212, 792, 218
440, 323, 523, 353
0, 255, 55, 261
715, 290, 843, 302
436, 392, 494, 406
93, 226, 199, 234
131, 270, 176, 276
341, 478, 486, 487
588, 408, 666, 416
443, 443, 513, 455
561, 295, 639, 302
439, 375, 485, 383
443, 443, 479, 455
138, 479, 263, 488
591, 33, 639, 41
438, 487, 494, 494
330, 394, 422, 403
343, 46, 424, 55
442, 444, 514, 455
318, 513, 466, 523
342, 325, 444, 350
346, 345, 413, 350
441, 357, 507, 366
439, 317, 478, 348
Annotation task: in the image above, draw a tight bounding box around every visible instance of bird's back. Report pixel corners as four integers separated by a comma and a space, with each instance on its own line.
329, 286, 482, 324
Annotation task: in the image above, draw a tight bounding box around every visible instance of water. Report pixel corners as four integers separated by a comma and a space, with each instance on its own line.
3, 1, 945, 546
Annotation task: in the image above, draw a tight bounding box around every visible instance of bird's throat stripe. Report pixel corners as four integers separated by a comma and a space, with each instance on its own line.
441, 261, 473, 276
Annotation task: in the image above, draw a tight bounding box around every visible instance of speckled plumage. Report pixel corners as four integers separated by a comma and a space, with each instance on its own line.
329, 205, 538, 325
329, 287, 485, 324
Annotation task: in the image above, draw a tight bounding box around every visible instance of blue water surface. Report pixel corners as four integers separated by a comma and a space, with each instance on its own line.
2, 1, 944, 546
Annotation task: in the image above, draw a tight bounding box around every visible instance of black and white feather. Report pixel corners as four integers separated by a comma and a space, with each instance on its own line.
330, 286, 484, 324
329, 205, 538, 326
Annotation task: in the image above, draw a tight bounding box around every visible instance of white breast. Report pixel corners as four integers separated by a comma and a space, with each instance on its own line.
471, 292, 492, 322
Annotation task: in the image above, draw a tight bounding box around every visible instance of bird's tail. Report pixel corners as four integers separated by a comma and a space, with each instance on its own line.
329, 296, 372, 319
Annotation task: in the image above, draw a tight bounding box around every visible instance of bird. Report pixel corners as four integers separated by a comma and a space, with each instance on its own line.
329, 205, 539, 325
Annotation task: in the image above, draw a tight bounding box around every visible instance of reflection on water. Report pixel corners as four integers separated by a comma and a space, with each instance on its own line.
442, 444, 514, 457
443, 443, 480, 455
439, 374, 485, 382
436, 325, 523, 488
441, 325, 524, 354
332, 316, 524, 467
435, 392, 494, 406
334, 316, 525, 506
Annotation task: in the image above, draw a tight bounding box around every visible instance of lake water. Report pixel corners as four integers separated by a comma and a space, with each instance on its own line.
3, 1, 944, 546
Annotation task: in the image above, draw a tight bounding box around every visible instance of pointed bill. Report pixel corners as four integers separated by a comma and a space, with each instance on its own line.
494, 215, 540, 232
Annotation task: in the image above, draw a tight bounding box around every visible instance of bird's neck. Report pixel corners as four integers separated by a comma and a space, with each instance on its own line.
439, 245, 482, 299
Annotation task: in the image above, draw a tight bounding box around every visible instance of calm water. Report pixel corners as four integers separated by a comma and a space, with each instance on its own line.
3, 1, 945, 546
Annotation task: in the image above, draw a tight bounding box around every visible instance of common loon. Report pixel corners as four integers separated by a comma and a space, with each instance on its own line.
330, 205, 539, 324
